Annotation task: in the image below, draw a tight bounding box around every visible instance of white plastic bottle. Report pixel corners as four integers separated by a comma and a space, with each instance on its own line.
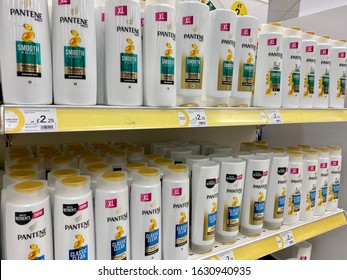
253, 23, 283, 108
95, 172, 130, 260
52, 0, 97, 105
329, 40, 347, 108
205, 9, 237, 107
54, 176, 95, 260
264, 153, 289, 230
130, 168, 162, 260
283, 151, 303, 226
326, 146, 342, 211
299, 32, 317, 108
169, 148, 192, 164
144, 0, 177, 106
281, 27, 302, 108
123, 162, 147, 186
216, 159, 246, 243
105, 0, 143, 105
140, 0, 145, 45
176, 0, 209, 107
162, 165, 189, 260
230, 16, 259, 107
95, 0, 106, 104
314, 148, 330, 216
84, 163, 112, 199
240, 156, 270, 236
313, 36, 331, 108
106, 150, 127, 171
211, 146, 233, 156
191, 161, 219, 253
152, 158, 173, 179
5, 181, 53, 260
0, 0, 52, 104
300, 150, 318, 221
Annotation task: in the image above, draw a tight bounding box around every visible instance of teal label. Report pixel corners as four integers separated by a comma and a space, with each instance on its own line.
292, 71, 300, 92
185, 57, 201, 83
16, 41, 41, 77
64, 46, 86, 79
206, 1, 217, 10
340, 76, 346, 96
242, 63, 254, 80
160, 56, 174, 85
120, 53, 138, 83
111, 236, 127, 260
322, 75, 330, 95
218, 60, 233, 90
69, 245, 88, 260
308, 74, 315, 94
270, 70, 281, 92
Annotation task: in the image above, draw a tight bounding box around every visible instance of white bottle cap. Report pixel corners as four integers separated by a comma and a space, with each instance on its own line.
316, 35, 331, 44
146, 0, 176, 8
313, 147, 330, 158
326, 146, 342, 156
95, 0, 106, 7
106, 150, 127, 165
301, 31, 316, 41
55, 176, 91, 197
260, 22, 283, 33
181, 143, 201, 155
302, 149, 318, 159
209, 154, 233, 163
97, 171, 128, 189
7, 180, 48, 204
286, 151, 303, 162
283, 27, 302, 37
163, 164, 189, 180
132, 167, 161, 185
331, 39, 347, 48
236, 151, 254, 159
140, 0, 146, 10
269, 152, 289, 159
211, 146, 233, 155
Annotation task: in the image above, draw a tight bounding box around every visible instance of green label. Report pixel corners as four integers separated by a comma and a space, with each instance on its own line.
120, 53, 138, 83
206, 1, 216, 10
340, 76, 345, 96
308, 74, 315, 94
292, 71, 300, 92
64, 46, 86, 79
218, 60, 233, 91
160, 56, 174, 85
242, 63, 254, 79
323, 75, 330, 95
185, 56, 201, 83
16, 41, 41, 77
270, 70, 281, 92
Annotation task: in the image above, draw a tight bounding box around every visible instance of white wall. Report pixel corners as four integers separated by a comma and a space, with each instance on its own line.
299, 0, 347, 17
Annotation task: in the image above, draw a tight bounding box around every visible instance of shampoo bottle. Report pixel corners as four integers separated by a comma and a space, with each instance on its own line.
326, 146, 342, 211
314, 148, 330, 216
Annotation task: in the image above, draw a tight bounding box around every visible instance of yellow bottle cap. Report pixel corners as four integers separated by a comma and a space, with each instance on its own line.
269, 22, 282, 27
153, 158, 174, 166
102, 172, 126, 181
53, 169, 78, 178
138, 168, 159, 177
303, 149, 318, 155
305, 31, 316, 35
125, 162, 147, 170
326, 146, 341, 151
109, 150, 126, 157
145, 154, 163, 160
287, 151, 303, 157
168, 164, 187, 172
271, 147, 286, 153
321, 35, 331, 39
83, 157, 104, 165
128, 146, 144, 153
287, 146, 301, 151
61, 176, 87, 187
9, 170, 36, 180
17, 158, 40, 165
8, 164, 34, 172
314, 147, 329, 152
53, 156, 74, 164
86, 163, 109, 172
14, 181, 44, 193
297, 144, 311, 149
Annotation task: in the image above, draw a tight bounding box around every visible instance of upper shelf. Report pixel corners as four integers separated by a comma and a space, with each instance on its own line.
1, 105, 347, 134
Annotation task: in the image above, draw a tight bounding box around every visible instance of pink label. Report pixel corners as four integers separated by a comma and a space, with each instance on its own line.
263, 171, 268, 176
78, 202, 88, 211
105, 199, 117, 208
241, 28, 251, 36
172, 188, 182, 196
308, 165, 316, 171
320, 48, 329, 55
58, 0, 70, 5
237, 174, 243, 180
141, 193, 152, 202
290, 42, 299, 49
141, 18, 144, 27
216, 178, 220, 184
331, 160, 339, 166
101, 13, 105, 22
182, 16, 193, 25
32, 208, 44, 219
220, 23, 230, 31
290, 168, 299, 174
320, 162, 328, 168
306, 46, 314, 52
156, 12, 167, 21
115, 5, 127, 16
300, 256, 308, 260
339, 52, 346, 58
268, 38, 277, 46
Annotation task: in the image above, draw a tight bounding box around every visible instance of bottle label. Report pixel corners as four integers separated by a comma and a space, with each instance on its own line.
64, 46, 86, 79
266, 69, 281, 94
160, 55, 175, 85
329, 183, 339, 201
250, 200, 265, 225
310, 190, 316, 209
203, 212, 216, 240
218, 60, 233, 91
274, 195, 285, 218
241, 63, 254, 86
288, 193, 301, 215
338, 75, 346, 97
120, 52, 138, 83
111, 236, 127, 260
183, 56, 202, 88
69, 244, 88, 260
145, 228, 159, 256
237, 36, 256, 92
16, 40, 41, 78
223, 205, 240, 232
292, 71, 300, 93
175, 221, 188, 247
318, 73, 330, 97
304, 73, 315, 97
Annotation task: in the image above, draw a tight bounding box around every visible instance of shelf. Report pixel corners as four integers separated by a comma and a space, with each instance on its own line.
1, 105, 347, 134
188, 209, 347, 260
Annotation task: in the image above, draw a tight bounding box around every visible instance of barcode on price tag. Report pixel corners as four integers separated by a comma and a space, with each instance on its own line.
178, 109, 208, 127
260, 110, 283, 124
276, 230, 295, 249
5, 108, 58, 133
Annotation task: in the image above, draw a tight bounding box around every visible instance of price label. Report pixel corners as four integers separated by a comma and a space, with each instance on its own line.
178, 109, 208, 127
260, 110, 283, 124
231, 1, 248, 16
276, 230, 295, 249
5, 108, 58, 133
206, 250, 235, 260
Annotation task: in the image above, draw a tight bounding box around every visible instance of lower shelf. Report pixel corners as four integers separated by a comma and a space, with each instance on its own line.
188, 209, 347, 260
